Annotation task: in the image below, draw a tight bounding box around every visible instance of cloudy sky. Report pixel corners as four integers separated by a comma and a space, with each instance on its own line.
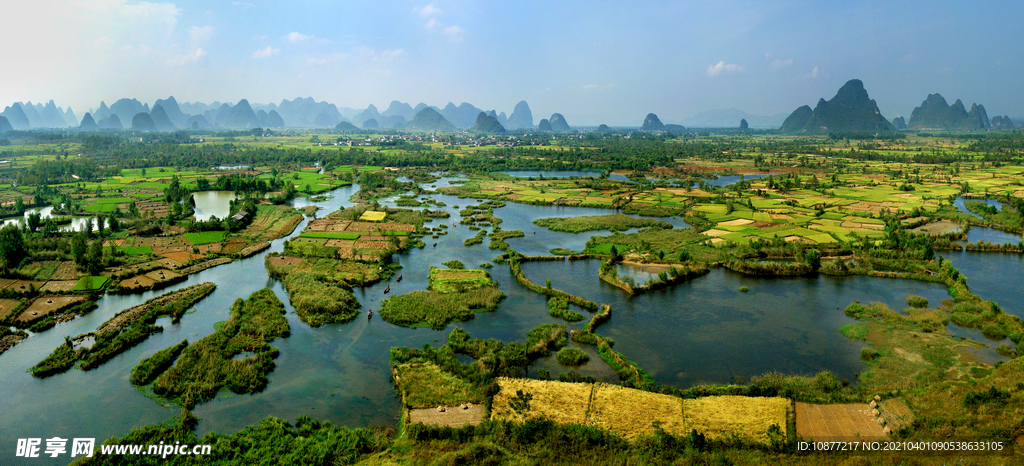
2, 0, 1020, 125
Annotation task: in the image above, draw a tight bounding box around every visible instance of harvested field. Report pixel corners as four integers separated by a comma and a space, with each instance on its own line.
4, 281, 45, 293
795, 402, 887, 440
238, 242, 270, 257
16, 296, 86, 322
178, 258, 233, 275
144, 269, 182, 282
910, 221, 963, 236
719, 218, 754, 226
353, 240, 392, 250
490, 378, 592, 424
345, 221, 413, 232
409, 405, 487, 428
161, 251, 204, 263
305, 218, 351, 231
221, 241, 245, 253
0, 299, 23, 321
41, 281, 78, 292
324, 239, 356, 248
120, 276, 156, 289
266, 255, 303, 267
51, 262, 77, 280
152, 246, 189, 255
702, 229, 729, 237
683, 396, 788, 444
589, 384, 686, 439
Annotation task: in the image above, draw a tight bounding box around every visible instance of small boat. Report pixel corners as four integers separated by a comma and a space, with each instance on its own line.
433, 242, 437, 247
367, 309, 373, 320
397, 274, 403, 282
384, 286, 390, 294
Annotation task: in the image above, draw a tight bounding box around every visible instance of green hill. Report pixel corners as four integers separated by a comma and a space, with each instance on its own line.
549, 113, 570, 131
471, 112, 506, 133
406, 108, 456, 132
641, 113, 665, 131
781, 79, 894, 133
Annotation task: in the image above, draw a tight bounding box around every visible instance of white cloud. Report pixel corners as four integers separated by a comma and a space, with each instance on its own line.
167, 48, 205, 66
707, 61, 744, 77
425, 17, 438, 30
901, 54, 914, 63
93, 36, 113, 47
252, 46, 279, 59
770, 58, 792, 69
189, 25, 215, 44
442, 25, 464, 42
413, 3, 442, 17
306, 53, 347, 66
804, 66, 829, 79
380, 48, 407, 60
288, 32, 313, 44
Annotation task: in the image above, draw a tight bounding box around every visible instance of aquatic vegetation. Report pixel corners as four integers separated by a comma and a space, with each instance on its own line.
547, 296, 583, 322
533, 214, 672, 233
152, 288, 289, 407
282, 273, 361, 326
555, 347, 589, 366
131, 339, 189, 386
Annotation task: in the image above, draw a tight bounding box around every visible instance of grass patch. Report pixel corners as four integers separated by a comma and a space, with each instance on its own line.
394, 363, 487, 408
281, 273, 361, 326
547, 297, 584, 322
428, 267, 493, 293
184, 231, 226, 245
840, 323, 869, 341
131, 339, 188, 386
556, 347, 589, 366
907, 295, 929, 308
108, 245, 153, 256
533, 214, 671, 233
378, 287, 505, 330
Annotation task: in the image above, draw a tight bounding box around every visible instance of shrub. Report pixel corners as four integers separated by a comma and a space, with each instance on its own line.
861, 348, 880, 361
739, 286, 749, 292
556, 347, 590, 366
906, 295, 928, 308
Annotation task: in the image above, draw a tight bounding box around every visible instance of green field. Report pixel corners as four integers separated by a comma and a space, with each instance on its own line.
108, 245, 153, 256
73, 276, 109, 291
184, 231, 227, 245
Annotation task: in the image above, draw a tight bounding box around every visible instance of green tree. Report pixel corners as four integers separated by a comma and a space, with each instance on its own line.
0, 224, 26, 271
71, 234, 87, 266
26, 211, 42, 233
86, 240, 104, 275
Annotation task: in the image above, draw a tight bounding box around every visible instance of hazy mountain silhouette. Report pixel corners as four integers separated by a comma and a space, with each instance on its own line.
406, 108, 456, 131
132, 112, 157, 131
79, 113, 99, 131
506, 101, 533, 129
641, 113, 665, 131
471, 112, 506, 133
549, 113, 570, 131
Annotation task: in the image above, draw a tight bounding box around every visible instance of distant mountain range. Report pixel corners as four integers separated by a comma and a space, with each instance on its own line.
0, 90, 1019, 133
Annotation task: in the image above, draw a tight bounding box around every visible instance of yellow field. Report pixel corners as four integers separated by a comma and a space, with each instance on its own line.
683, 395, 788, 443
490, 378, 591, 424
589, 383, 687, 439
490, 378, 789, 444
359, 211, 387, 222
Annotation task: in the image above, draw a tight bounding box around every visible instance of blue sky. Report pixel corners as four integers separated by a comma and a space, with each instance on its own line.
3, 0, 1021, 125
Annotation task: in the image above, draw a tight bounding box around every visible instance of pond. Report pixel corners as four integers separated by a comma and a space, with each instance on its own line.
519, 260, 954, 387
703, 173, 771, 187
1, 206, 99, 232
191, 191, 237, 222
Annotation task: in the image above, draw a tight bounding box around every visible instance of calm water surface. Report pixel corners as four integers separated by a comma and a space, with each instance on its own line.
2, 179, 1017, 464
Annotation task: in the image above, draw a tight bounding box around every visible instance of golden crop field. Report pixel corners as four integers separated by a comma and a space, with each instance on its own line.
491, 378, 789, 444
